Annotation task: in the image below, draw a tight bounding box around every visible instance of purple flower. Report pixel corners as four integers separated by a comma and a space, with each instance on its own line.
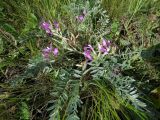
83, 44, 94, 61
42, 47, 52, 53
76, 9, 87, 22
40, 21, 52, 35
42, 44, 58, 60
98, 39, 111, 55
54, 21, 60, 29
76, 15, 84, 22
102, 39, 111, 47
42, 48, 50, 60
53, 48, 58, 56
42, 51, 50, 60
41, 22, 50, 30
84, 50, 93, 61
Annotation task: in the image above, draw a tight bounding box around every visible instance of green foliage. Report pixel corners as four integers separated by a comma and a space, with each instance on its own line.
83, 53, 148, 117
62, 0, 109, 37
48, 69, 81, 120
45, 50, 152, 120
150, 87, 160, 109
102, 0, 160, 19
20, 102, 30, 120
141, 43, 160, 64
65, 83, 81, 120
0, 0, 160, 120
21, 13, 38, 34
90, 82, 124, 120
9, 54, 45, 86
1, 0, 70, 34
0, 38, 3, 54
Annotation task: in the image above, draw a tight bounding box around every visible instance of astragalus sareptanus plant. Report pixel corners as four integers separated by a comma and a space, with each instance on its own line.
0, 0, 160, 120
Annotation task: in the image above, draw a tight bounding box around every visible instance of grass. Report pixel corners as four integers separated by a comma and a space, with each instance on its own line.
0, 0, 160, 119
102, 0, 160, 19
103, 0, 160, 48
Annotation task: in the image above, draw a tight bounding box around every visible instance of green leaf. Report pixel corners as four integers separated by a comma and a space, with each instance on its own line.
0, 38, 3, 54
22, 13, 37, 34
120, 39, 131, 46
150, 87, 160, 109
2, 23, 17, 34
20, 102, 30, 120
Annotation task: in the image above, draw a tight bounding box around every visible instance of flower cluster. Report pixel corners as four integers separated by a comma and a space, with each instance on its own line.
40, 18, 111, 62
40, 20, 60, 61
41, 21, 60, 35
83, 39, 111, 61
42, 44, 58, 60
